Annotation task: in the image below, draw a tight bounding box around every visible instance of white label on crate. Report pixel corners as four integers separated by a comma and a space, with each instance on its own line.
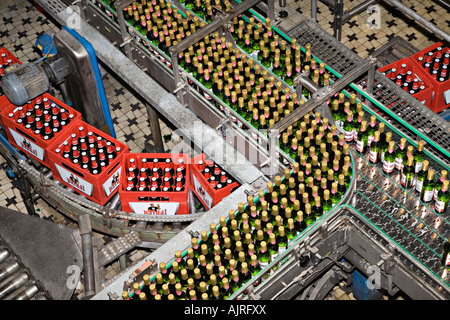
9, 128, 45, 161
102, 166, 121, 197
128, 202, 179, 215
55, 163, 93, 196
444, 89, 450, 105
192, 174, 213, 209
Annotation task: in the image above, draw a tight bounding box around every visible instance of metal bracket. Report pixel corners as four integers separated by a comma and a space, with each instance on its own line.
188, 230, 200, 239
247, 286, 261, 300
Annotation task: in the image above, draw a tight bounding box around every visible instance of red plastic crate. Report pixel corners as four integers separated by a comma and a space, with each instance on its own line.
411, 42, 450, 113
0, 93, 82, 167
47, 121, 129, 205
119, 153, 191, 215
378, 57, 435, 108
0, 47, 23, 111
190, 154, 240, 210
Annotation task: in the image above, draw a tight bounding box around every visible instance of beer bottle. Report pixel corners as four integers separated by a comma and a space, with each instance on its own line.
382, 141, 396, 174
434, 170, 448, 201
401, 155, 415, 188
304, 203, 314, 226
369, 131, 381, 164
435, 180, 449, 213
415, 160, 429, 194
421, 169, 435, 203
355, 120, 368, 154
342, 110, 354, 143
394, 138, 407, 171
258, 241, 271, 269
413, 140, 425, 173
380, 131, 392, 164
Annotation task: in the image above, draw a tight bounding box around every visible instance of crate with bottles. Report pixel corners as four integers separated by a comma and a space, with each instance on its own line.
47, 121, 129, 205
0, 93, 82, 168
190, 153, 240, 210
0, 47, 23, 107
411, 42, 450, 113
378, 57, 434, 108
119, 153, 191, 215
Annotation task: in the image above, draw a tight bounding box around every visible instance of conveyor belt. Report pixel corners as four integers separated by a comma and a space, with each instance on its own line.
353, 155, 448, 277
287, 19, 450, 165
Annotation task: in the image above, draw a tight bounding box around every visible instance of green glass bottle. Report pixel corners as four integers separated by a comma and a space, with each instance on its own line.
415, 160, 429, 194
258, 241, 271, 269
440, 233, 450, 266
342, 110, 354, 143
394, 138, 407, 172
414, 140, 426, 173
304, 203, 315, 226
434, 170, 448, 202
369, 131, 381, 164
267, 233, 279, 262
330, 182, 340, 207
435, 180, 449, 214
401, 155, 415, 188
382, 140, 396, 174
355, 120, 368, 154
421, 169, 435, 203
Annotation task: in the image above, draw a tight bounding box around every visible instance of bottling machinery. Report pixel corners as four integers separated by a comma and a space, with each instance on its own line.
0, 0, 449, 300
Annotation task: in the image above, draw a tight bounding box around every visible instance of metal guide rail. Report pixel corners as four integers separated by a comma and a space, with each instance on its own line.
230, 205, 450, 300
287, 19, 450, 167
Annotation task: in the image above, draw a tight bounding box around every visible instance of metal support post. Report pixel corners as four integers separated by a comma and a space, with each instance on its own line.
333, 0, 344, 41
279, 0, 288, 18
145, 103, 165, 153
311, 0, 318, 22
365, 61, 376, 109
78, 213, 96, 299
114, 0, 136, 59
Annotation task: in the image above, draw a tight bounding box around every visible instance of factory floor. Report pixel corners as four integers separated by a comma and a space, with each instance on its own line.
0, 0, 447, 300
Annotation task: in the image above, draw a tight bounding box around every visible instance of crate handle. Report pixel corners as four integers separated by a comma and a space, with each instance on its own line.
15, 127, 37, 143
61, 161, 85, 178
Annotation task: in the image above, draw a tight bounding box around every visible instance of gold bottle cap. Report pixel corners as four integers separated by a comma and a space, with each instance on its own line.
442, 180, 449, 191
305, 203, 312, 214
417, 140, 425, 151
426, 169, 435, 181
373, 131, 380, 142
441, 170, 448, 179
169, 273, 176, 284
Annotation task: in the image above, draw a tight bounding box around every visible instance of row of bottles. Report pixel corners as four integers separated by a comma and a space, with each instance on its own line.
124, 156, 187, 192
381, 65, 428, 95
196, 157, 238, 190
122, 144, 351, 300
8, 95, 76, 141
326, 89, 449, 213
54, 126, 122, 175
